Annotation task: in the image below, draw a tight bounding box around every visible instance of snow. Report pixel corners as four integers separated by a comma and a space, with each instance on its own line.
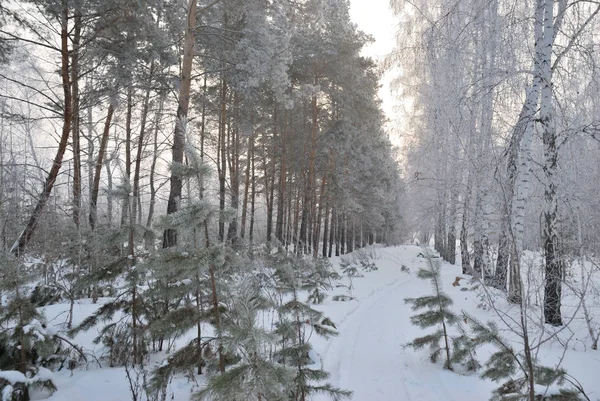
0, 371, 27, 385
2, 385, 14, 401
29, 245, 600, 401
34, 367, 54, 382
170, 278, 193, 287
23, 319, 48, 342
0, 367, 53, 388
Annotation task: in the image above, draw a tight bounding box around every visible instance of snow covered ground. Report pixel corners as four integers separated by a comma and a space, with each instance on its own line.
312, 246, 497, 401
37, 245, 600, 400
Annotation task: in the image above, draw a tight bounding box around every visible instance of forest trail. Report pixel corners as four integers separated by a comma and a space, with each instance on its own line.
314, 246, 491, 401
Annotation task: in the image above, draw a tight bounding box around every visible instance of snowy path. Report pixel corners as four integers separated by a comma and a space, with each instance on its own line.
315, 247, 489, 401
319, 277, 455, 400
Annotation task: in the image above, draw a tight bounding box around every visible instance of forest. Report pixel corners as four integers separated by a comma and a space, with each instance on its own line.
0, 0, 600, 400
393, 0, 600, 327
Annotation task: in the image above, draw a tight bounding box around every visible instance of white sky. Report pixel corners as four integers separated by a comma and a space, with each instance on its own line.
349, 0, 396, 59
348, 0, 399, 127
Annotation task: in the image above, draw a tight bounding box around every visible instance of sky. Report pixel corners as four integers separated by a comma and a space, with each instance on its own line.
348, 0, 399, 126
349, 0, 396, 60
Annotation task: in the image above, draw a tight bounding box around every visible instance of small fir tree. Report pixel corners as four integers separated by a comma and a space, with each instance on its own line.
339, 255, 363, 278
463, 312, 584, 400
195, 276, 293, 401
73, 119, 217, 369
355, 248, 378, 272
271, 252, 352, 401
0, 253, 61, 401
404, 255, 458, 370
450, 323, 481, 372
69, 224, 150, 366
147, 245, 233, 395
304, 258, 339, 305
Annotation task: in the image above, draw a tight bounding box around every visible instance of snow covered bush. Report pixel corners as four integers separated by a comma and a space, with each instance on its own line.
0, 253, 61, 401
355, 247, 378, 272
339, 248, 378, 278
147, 248, 351, 401
0, 368, 55, 401
339, 256, 362, 278
304, 258, 339, 304
463, 313, 586, 400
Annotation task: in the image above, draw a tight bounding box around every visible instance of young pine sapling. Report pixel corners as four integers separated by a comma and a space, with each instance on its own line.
404, 255, 458, 370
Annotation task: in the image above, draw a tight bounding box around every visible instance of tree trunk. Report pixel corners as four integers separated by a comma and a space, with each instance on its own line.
199, 76, 207, 201
11, 1, 72, 256
313, 173, 327, 257
267, 160, 276, 243
434, 197, 446, 259
460, 180, 471, 275
494, 221, 509, 291
71, 8, 82, 229
299, 85, 318, 254
86, 81, 95, 224
446, 186, 457, 264
346, 218, 353, 254
540, 0, 561, 326
480, 0, 498, 285
275, 109, 287, 243
89, 103, 115, 230
146, 94, 165, 229
128, 165, 139, 363
203, 227, 225, 373
121, 88, 133, 227
249, 142, 256, 242
264, 129, 276, 243
227, 93, 239, 244
285, 170, 294, 250
322, 202, 329, 258
340, 211, 346, 255
329, 207, 335, 257
132, 62, 155, 227
292, 184, 301, 253
163, 0, 197, 248
508, 0, 545, 305
105, 147, 114, 227
240, 126, 253, 240
217, 78, 227, 243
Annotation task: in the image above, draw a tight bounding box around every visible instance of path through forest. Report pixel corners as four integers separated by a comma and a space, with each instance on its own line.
314, 246, 494, 401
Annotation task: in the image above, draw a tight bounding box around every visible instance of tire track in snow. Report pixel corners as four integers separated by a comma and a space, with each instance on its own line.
319, 276, 412, 389
318, 267, 457, 401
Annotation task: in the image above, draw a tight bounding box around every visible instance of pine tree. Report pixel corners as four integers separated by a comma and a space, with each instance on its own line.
303, 258, 339, 305
195, 276, 293, 401
0, 253, 61, 401
450, 323, 481, 373
147, 117, 239, 394
463, 312, 583, 400
69, 206, 152, 366
74, 116, 221, 371
339, 255, 363, 279
404, 254, 458, 370
271, 252, 352, 401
